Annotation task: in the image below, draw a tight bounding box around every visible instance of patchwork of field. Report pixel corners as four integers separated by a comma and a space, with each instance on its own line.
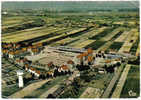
2, 12, 139, 54
118, 29, 139, 53
3, 23, 139, 54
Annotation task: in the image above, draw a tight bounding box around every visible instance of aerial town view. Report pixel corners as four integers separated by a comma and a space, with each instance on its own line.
1, 0, 140, 98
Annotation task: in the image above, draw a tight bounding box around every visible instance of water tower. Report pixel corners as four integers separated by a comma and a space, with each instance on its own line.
17, 70, 24, 88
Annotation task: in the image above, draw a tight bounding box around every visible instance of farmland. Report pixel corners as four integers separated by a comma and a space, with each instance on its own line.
2, 1, 139, 99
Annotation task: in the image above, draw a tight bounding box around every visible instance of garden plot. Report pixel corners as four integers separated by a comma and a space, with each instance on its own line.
114, 31, 130, 42
80, 27, 107, 39
89, 27, 116, 40
51, 37, 78, 46
2, 19, 24, 28
2, 27, 44, 37
2, 27, 65, 43
2, 20, 34, 31
33, 28, 87, 45
73, 40, 96, 48
84, 40, 106, 50
97, 41, 113, 51
2, 16, 24, 25
2, 27, 56, 41
107, 42, 124, 51
99, 27, 124, 41
61, 28, 108, 48
67, 39, 86, 47
118, 29, 139, 53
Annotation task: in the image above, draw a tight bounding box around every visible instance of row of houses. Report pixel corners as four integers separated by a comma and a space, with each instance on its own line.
2, 42, 44, 59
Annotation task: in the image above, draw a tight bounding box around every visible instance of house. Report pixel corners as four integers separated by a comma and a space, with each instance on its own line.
28, 67, 36, 74
82, 52, 88, 60
22, 47, 27, 52
58, 67, 62, 73
31, 48, 39, 55
98, 68, 106, 74
25, 64, 29, 71
105, 60, 111, 64
87, 48, 93, 56
2, 49, 8, 56
67, 60, 75, 71
61, 65, 69, 73
76, 53, 84, 65
35, 70, 41, 77
8, 51, 15, 58
15, 59, 21, 65
48, 62, 54, 69
27, 46, 32, 52
87, 56, 93, 65
47, 71, 54, 77
14, 44, 21, 49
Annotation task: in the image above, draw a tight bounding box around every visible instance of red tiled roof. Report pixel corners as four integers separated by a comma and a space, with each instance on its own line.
77, 54, 83, 59
31, 48, 39, 53
48, 62, 53, 67
61, 65, 69, 70
25, 64, 29, 68
30, 67, 35, 71
47, 71, 53, 75
82, 52, 88, 57
88, 56, 93, 62
35, 70, 41, 74
2, 49, 8, 53
105, 60, 111, 63
9, 51, 14, 55
87, 48, 93, 54
22, 48, 27, 51
67, 60, 74, 64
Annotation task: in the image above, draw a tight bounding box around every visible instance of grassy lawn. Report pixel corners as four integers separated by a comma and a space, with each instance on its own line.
84, 40, 106, 50
120, 65, 140, 98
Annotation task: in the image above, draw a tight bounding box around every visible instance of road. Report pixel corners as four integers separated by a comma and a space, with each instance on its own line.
101, 64, 124, 98
8, 79, 51, 98
111, 64, 131, 98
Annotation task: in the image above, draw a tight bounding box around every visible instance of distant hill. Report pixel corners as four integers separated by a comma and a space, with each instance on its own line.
2, 1, 139, 12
